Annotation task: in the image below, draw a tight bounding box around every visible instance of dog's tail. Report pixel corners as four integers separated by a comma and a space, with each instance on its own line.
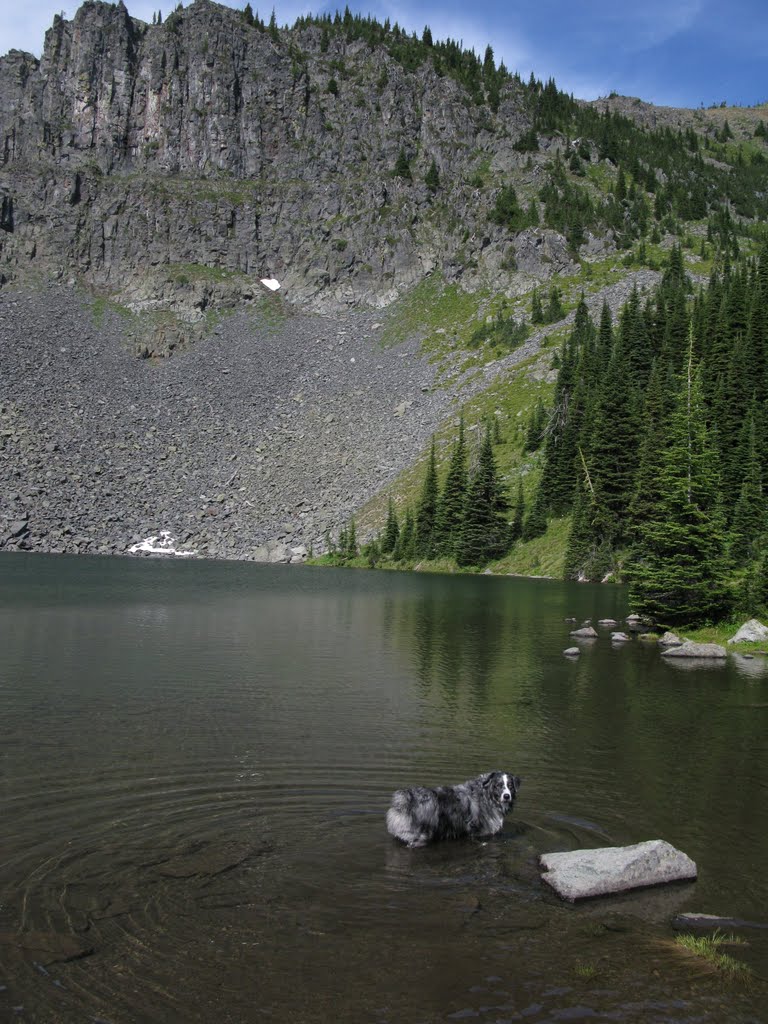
386, 788, 429, 846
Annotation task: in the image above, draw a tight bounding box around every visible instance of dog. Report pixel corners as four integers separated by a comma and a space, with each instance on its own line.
386, 771, 521, 847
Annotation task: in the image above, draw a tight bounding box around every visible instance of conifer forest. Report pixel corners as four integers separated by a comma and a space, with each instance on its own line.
330, 241, 768, 627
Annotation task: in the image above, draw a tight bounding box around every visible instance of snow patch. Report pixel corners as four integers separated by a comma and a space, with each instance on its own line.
128, 530, 197, 557
260, 278, 280, 291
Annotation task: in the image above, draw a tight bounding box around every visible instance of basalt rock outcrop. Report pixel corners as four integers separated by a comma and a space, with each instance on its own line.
0, 0, 563, 343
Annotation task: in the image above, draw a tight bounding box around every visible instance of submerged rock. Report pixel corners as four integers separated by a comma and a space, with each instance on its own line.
611, 632, 631, 642
727, 619, 768, 644
563, 647, 581, 657
569, 626, 598, 639
539, 839, 697, 902
155, 841, 267, 879
660, 641, 726, 659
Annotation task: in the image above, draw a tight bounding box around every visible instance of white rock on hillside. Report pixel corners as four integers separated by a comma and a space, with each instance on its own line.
540, 839, 697, 902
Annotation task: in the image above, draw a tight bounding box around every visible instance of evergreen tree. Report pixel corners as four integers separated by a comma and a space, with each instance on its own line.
456, 426, 510, 565
530, 287, 544, 324
626, 353, 731, 625
414, 438, 439, 557
268, 8, 279, 41
563, 473, 608, 580
434, 417, 468, 556
524, 397, 547, 452
521, 487, 548, 541
587, 333, 644, 544
544, 284, 565, 323
491, 185, 526, 231
394, 508, 415, 560
510, 479, 525, 543
425, 158, 440, 193
346, 517, 358, 558
729, 417, 765, 565
381, 497, 400, 555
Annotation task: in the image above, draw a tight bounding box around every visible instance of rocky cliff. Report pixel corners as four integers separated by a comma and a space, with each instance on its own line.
1, 1, 766, 562
0, 0, 570, 343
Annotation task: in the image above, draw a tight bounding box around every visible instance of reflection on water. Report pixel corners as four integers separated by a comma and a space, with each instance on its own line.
0, 553, 766, 1023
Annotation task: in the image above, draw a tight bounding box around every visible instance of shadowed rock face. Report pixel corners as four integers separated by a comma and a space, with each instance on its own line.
0, 0, 558, 319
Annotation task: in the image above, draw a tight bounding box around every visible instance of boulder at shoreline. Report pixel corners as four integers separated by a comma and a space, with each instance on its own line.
660, 641, 726, 659
540, 839, 697, 902
728, 619, 768, 644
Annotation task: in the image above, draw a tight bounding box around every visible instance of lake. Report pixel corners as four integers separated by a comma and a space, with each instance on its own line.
0, 553, 766, 1023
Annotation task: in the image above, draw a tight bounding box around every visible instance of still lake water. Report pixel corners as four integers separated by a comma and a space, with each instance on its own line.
1, 553, 767, 1024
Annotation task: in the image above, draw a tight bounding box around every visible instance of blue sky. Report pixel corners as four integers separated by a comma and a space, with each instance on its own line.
3, 0, 766, 109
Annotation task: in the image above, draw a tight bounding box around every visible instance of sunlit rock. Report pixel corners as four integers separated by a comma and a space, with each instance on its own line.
540, 839, 697, 902
727, 619, 768, 644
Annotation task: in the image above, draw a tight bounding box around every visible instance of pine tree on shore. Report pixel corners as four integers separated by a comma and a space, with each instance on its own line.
414, 438, 439, 558
434, 417, 468, 557
626, 345, 732, 625
456, 426, 509, 566
510, 479, 525, 543
381, 497, 400, 555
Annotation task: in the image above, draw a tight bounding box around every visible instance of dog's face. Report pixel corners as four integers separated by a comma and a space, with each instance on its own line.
483, 771, 521, 811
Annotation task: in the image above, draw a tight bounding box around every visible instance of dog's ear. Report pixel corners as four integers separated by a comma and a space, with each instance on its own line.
481, 772, 498, 788
511, 775, 522, 792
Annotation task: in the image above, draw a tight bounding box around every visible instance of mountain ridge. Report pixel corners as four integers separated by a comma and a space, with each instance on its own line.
1, 0, 767, 576
2, 0, 765, 352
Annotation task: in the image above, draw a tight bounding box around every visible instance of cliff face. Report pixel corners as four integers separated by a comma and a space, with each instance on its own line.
0, 0, 559, 332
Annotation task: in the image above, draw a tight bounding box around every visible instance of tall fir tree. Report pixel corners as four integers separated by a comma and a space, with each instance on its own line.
510, 479, 525, 543
414, 438, 439, 558
626, 347, 732, 625
434, 417, 468, 557
381, 496, 400, 555
456, 426, 510, 566
394, 507, 415, 561
729, 417, 765, 566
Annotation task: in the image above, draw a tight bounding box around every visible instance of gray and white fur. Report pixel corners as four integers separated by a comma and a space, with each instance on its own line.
386, 771, 521, 847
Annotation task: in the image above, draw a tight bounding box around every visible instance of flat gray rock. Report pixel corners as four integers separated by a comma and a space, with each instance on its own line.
569, 626, 598, 638
611, 631, 631, 642
728, 619, 768, 644
539, 839, 697, 902
563, 647, 581, 657
660, 641, 726, 659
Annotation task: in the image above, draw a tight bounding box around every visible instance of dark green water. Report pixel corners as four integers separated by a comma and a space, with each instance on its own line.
1, 553, 766, 1024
